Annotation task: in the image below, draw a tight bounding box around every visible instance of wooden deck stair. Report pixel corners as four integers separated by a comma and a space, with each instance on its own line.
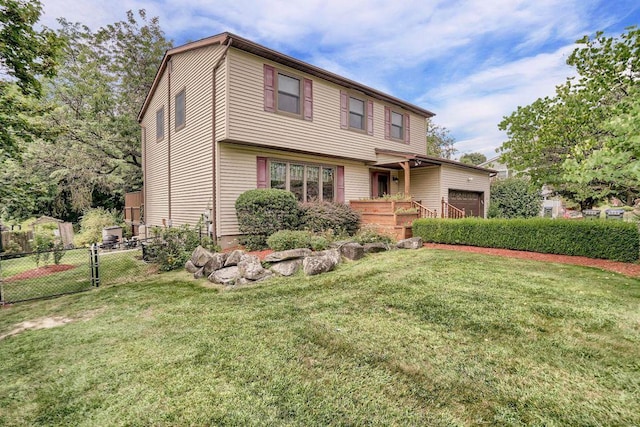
350, 200, 437, 240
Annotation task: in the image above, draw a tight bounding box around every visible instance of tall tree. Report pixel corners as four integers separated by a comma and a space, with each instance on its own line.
0, 0, 62, 161
426, 121, 457, 159
498, 26, 640, 207
459, 152, 486, 165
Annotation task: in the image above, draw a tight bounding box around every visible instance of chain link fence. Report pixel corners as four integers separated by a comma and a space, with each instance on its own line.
0, 244, 147, 304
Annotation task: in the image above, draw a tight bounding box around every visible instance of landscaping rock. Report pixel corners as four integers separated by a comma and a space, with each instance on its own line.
396, 237, 423, 249
264, 248, 312, 262
303, 250, 340, 276
185, 260, 199, 273
340, 242, 365, 260
208, 266, 239, 285
363, 242, 389, 253
191, 246, 216, 267
270, 259, 303, 276
224, 249, 245, 267
193, 267, 205, 279
238, 254, 270, 281
203, 253, 228, 276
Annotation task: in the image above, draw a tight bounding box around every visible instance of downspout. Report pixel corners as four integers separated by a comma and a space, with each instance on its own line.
210, 37, 233, 244
167, 59, 173, 222
141, 126, 147, 238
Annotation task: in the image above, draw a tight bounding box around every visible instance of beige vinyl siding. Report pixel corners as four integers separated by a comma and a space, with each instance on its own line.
398, 166, 441, 213
141, 71, 169, 228
440, 165, 491, 217
217, 143, 370, 237
215, 55, 228, 140
168, 45, 225, 226
226, 49, 427, 162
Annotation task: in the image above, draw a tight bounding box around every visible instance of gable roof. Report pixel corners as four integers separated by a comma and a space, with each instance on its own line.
138, 32, 436, 122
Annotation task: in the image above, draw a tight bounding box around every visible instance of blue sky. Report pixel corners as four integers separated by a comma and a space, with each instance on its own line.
39, 0, 639, 159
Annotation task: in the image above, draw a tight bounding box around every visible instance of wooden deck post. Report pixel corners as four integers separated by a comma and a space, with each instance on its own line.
399, 161, 410, 196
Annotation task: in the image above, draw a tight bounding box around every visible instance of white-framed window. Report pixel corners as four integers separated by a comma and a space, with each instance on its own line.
277, 73, 301, 115
349, 96, 366, 130
175, 89, 186, 130
269, 160, 335, 202
391, 111, 403, 140
156, 106, 164, 141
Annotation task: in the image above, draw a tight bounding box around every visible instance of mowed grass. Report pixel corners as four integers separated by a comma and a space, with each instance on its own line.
0, 248, 638, 426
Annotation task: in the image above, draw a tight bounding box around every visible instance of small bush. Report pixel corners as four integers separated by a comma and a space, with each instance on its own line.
352, 226, 395, 245
266, 230, 331, 252
75, 208, 127, 247
413, 218, 640, 262
235, 189, 301, 250
2, 241, 22, 254
146, 225, 220, 271
32, 234, 54, 267
299, 201, 360, 236
489, 177, 542, 219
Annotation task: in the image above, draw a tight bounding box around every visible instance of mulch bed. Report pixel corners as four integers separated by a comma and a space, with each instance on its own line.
4, 265, 76, 283
424, 243, 640, 278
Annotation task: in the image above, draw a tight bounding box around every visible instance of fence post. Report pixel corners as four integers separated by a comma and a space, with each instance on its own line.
90, 244, 100, 287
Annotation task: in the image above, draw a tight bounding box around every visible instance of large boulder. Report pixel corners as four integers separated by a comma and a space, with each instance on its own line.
193, 267, 205, 279
303, 250, 340, 276
238, 254, 271, 281
264, 248, 312, 262
363, 242, 389, 253
396, 237, 423, 249
270, 259, 303, 276
208, 266, 239, 285
203, 253, 228, 276
224, 249, 245, 267
190, 246, 216, 267
185, 260, 199, 273
340, 242, 365, 260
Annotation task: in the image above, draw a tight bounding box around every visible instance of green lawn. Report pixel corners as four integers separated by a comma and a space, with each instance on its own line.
0, 248, 638, 426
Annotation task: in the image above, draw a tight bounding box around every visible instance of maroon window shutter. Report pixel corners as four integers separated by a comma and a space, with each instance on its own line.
303, 78, 313, 121
367, 100, 374, 135
264, 65, 275, 112
384, 106, 391, 139
257, 157, 267, 188
340, 91, 348, 129
336, 166, 345, 203
404, 113, 410, 143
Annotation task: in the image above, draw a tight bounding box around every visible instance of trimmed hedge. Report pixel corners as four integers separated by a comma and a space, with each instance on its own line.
413, 218, 639, 262
299, 201, 360, 236
235, 189, 300, 250
267, 230, 330, 252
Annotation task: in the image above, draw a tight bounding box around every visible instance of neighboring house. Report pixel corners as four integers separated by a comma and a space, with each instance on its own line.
479, 156, 513, 181
138, 32, 495, 248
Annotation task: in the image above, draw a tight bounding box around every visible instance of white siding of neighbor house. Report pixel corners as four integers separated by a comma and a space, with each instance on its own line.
217, 143, 370, 237
440, 165, 491, 217
225, 49, 428, 161
398, 166, 441, 213
141, 71, 169, 229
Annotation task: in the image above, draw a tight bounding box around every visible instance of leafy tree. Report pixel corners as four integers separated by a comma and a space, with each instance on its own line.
426, 121, 457, 159
0, 0, 63, 161
498, 26, 640, 207
488, 177, 541, 219
459, 152, 487, 165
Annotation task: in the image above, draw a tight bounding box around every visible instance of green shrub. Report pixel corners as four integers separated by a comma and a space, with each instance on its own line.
489, 177, 541, 219
32, 234, 54, 267
413, 218, 640, 262
299, 201, 360, 236
146, 225, 220, 271
352, 226, 395, 245
235, 189, 301, 250
266, 230, 330, 252
2, 241, 23, 254
75, 208, 127, 247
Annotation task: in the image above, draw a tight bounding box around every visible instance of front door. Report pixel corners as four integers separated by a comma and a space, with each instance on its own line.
448, 190, 484, 217
371, 172, 390, 198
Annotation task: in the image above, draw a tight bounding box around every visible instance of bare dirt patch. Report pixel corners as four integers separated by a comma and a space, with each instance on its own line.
0, 309, 104, 341
424, 243, 640, 278
5, 264, 76, 282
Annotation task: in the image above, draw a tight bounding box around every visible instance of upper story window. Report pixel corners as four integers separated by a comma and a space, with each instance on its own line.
384, 106, 410, 143
340, 91, 373, 135
349, 97, 365, 130
264, 64, 313, 120
156, 106, 164, 141
175, 89, 186, 130
277, 73, 300, 114
391, 111, 403, 139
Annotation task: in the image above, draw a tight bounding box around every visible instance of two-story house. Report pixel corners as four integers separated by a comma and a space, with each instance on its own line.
138, 32, 494, 248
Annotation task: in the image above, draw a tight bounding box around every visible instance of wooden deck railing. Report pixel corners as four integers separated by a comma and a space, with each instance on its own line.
412, 201, 437, 218
441, 197, 465, 219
